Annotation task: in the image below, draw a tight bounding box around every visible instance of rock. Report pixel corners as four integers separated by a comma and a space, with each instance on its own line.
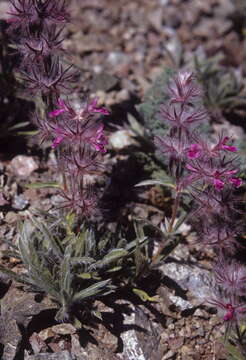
109, 130, 137, 150
5, 211, 18, 224
52, 324, 76, 336
168, 295, 193, 311
0, 286, 55, 360
0, 1, 11, 20
159, 0, 170, 5
118, 302, 163, 360
160, 262, 212, 308
107, 52, 132, 74
194, 18, 232, 38
91, 72, 119, 92
8, 155, 38, 178
162, 350, 176, 359
147, 9, 163, 33
115, 89, 130, 103
168, 336, 184, 351
12, 194, 29, 210
25, 351, 76, 360
214, 0, 235, 18
0, 192, 9, 206
71, 334, 90, 359
29, 332, 48, 354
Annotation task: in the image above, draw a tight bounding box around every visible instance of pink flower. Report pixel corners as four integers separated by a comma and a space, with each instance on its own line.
87, 98, 110, 116
229, 177, 242, 188
212, 170, 242, 191
91, 124, 108, 153
186, 163, 242, 191
187, 144, 202, 159
223, 304, 234, 321
49, 98, 109, 120
221, 137, 238, 152
208, 296, 246, 324
51, 127, 65, 148
212, 136, 238, 153
49, 99, 70, 118
213, 178, 224, 191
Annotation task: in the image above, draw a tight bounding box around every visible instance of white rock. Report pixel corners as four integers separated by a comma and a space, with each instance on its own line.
109, 130, 137, 150
9, 155, 38, 178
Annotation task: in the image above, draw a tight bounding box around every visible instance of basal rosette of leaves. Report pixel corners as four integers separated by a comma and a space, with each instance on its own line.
0, 212, 149, 325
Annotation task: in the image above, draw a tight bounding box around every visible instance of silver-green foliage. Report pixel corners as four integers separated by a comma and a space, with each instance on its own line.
0, 213, 149, 324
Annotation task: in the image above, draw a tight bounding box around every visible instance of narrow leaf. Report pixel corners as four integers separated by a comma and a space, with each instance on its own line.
73, 279, 111, 303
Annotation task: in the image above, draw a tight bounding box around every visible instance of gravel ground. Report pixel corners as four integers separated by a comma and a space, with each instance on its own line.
0, 0, 245, 359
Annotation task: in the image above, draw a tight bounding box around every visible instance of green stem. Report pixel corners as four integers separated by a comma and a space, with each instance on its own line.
151, 191, 181, 264
168, 192, 181, 233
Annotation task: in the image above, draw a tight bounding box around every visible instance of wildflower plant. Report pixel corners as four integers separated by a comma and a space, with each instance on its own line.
2, 0, 155, 329
0, 211, 148, 324
136, 70, 246, 354
2, 0, 147, 326
7, 0, 108, 217
136, 71, 243, 260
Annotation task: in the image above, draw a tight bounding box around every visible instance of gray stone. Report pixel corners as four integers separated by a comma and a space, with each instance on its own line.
0, 286, 55, 360
9, 156, 38, 178
25, 351, 76, 360
12, 194, 29, 210
160, 262, 212, 308
91, 72, 119, 92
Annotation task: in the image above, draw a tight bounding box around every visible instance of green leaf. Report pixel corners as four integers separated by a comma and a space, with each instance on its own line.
135, 179, 175, 188
77, 273, 92, 279
16, 130, 39, 136
0, 264, 31, 285
101, 249, 128, 263
72, 279, 111, 303
60, 254, 72, 298
25, 182, 61, 189
92, 311, 103, 321
127, 113, 145, 137
133, 288, 158, 302
106, 266, 122, 273
8, 121, 30, 131
70, 257, 95, 266
225, 342, 244, 360
29, 217, 63, 259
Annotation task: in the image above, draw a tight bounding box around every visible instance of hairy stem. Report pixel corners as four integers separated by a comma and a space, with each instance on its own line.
151, 191, 181, 264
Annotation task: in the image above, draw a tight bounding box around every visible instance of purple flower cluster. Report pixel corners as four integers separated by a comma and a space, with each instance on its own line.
156, 72, 245, 331
8, 0, 75, 100
155, 71, 243, 250
208, 257, 246, 330
8, 0, 109, 217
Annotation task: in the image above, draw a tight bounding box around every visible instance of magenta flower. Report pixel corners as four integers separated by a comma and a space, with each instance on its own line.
212, 170, 242, 191
92, 124, 108, 153
208, 296, 246, 324
221, 137, 238, 152
49, 98, 109, 120
47, 98, 109, 153
87, 98, 110, 116
187, 144, 202, 159
49, 99, 70, 118
8, 0, 70, 33
51, 127, 65, 148
229, 177, 242, 187
186, 163, 242, 191
212, 136, 238, 153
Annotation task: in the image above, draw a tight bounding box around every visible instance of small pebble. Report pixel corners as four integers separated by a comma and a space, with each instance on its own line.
12, 195, 29, 211
9, 156, 38, 178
